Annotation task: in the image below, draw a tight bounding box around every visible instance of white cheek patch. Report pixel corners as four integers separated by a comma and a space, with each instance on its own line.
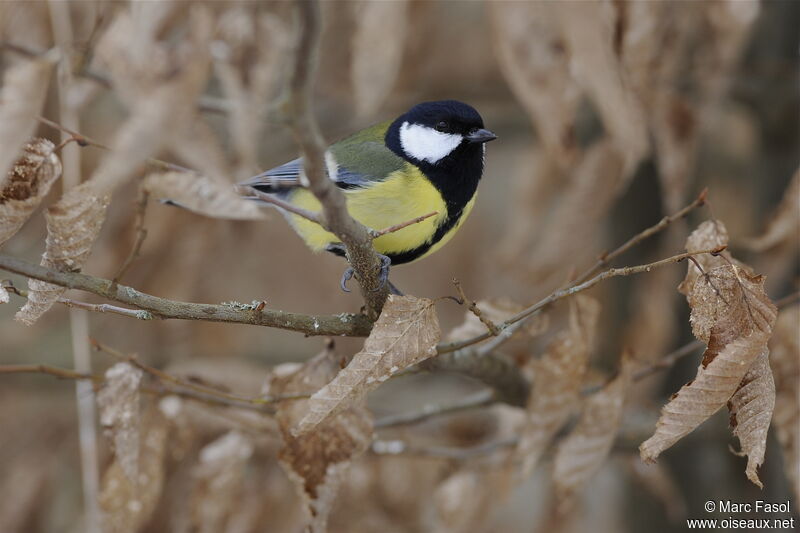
399, 121, 463, 164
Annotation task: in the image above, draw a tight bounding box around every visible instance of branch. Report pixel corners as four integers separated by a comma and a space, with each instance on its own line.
371, 436, 517, 460
434, 192, 708, 357
438, 246, 726, 357
90, 339, 310, 405
237, 184, 324, 227
0, 254, 372, 337
112, 185, 149, 284
370, 211, 439, 239
36, 116, 194, 174
374, 389, 495, 429
0, 361, 300, 414
0, 364, 97, 381
573, 188, 708, 286
284, 0, 388, 318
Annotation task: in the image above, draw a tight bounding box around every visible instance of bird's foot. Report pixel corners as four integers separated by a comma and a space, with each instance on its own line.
339, 254, 394, 293
340, 267, 355, 292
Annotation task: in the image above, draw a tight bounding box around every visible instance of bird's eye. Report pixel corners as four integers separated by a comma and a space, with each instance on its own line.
435, 121, 449, 133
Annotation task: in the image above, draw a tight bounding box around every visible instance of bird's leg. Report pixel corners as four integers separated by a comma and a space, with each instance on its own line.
329, 244, 395, 294
373, 253, 392, 292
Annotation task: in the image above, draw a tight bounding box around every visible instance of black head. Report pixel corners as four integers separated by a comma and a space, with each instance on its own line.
385, 100, 496, 168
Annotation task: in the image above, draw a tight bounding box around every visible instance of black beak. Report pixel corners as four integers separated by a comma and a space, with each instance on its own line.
466, 128, 497, 144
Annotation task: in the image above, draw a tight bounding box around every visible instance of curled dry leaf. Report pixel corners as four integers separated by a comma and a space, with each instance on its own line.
640, 221, 778, 485
15, 181, 110, 325
769, 306, 800, 501
489, 1, 580, 166
0, 138, 62, 248
350, 0, 408, 118
0, 57, 53, 189
214, 10, 290, 173
99, 407, 170, 533
516, 295, 600, 477
294, 295, 440, 436
97, 363, 144, 483
727, 349, 775, 488
553, 1, 649, 176
144, 171, 266, 220
554, 355, 635, 506
269, 344, 373, 533
190, 431, 255, 533
744, 168, 799, 252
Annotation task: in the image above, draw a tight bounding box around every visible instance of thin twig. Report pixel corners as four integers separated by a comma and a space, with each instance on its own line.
452, 279, 500, 336
237, 184, 324, 227
371, 436, 518, 460
374, 389, 495, 429
439, 246, 726, 356
113, 185, 149, 284
90, 339, 310, 405
284, 0, 388, 318
370, 211, 439, 238
573, 188, 708, 286
435, 192, 711, 356
0, 363, 280, 414
0, 254, 373, 337
36, 115, 194, 174
0, 364, 98, 381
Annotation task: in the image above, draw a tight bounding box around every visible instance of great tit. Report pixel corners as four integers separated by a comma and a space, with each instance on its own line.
239, 100, 496, 291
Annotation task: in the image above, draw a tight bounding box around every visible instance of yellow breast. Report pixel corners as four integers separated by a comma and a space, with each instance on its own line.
285, 166, 473, 262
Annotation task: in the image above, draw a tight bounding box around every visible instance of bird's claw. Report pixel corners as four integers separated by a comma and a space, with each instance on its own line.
340, 267, 355, 292
339, 254, 393, 293
373, 254, 392, 293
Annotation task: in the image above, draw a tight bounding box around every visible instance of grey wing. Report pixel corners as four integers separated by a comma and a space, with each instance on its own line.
238, 156, 378, 198
238, 158, 304, 196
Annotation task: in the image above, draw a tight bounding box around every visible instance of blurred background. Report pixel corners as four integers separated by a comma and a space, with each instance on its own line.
0, 1, 797, 532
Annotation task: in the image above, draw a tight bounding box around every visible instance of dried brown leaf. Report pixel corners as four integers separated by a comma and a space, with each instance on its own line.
0, 139, 62, 248
678, 219, 734, 297
15, 181, 110, 325
144, 171, 266, 220
269, 345, 373, 533
189, 431, 255, 533
214, 11, 289, 174
554, 355, 635, 505
350, 0, 408, 118
727, 349, 775, 487
433, 470, 494, 533
90, 8, 212, 194
0, 57, 53, 189
294, 295, 440, 436
516, 295, 601, 477
554, 1, 649, 175
641, 225, 778, 470
489, 1, 579, 166
97, 362, 144, 483
99, 407, 170, 533
744, 169, 800, 252
769, 306, 800, 501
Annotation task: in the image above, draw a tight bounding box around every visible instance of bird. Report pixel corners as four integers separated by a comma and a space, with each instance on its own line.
239, 100, 496, 293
